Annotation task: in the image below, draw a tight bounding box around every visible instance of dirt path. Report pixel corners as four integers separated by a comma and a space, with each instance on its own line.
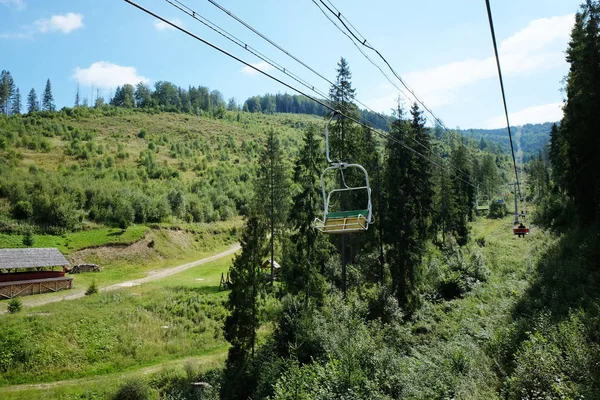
0, 349, 228, 394
12, 243, 240, 310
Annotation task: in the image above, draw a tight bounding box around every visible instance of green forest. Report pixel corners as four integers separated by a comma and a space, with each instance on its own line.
0, 1, 599, 399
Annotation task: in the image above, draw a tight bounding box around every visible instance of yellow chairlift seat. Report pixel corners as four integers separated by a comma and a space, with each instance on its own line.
313, 111, 373, 234
315, 210, 369, 234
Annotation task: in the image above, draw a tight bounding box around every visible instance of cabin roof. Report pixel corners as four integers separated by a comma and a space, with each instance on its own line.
0, 248, 70, 269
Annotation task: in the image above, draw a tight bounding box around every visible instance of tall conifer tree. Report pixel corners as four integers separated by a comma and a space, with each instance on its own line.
255, 129, 290, 284
410, 103, 434, 239
0, 70, 15, 115
559, 1, 600, 221
283, 125, 328, 303
42, 79, 55, 111
27, 88, 39, 113
383, 103, 422, 310
11, 88, 21, 115
222, 214, 266, 400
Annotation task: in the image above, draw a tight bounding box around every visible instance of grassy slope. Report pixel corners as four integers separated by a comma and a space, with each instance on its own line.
0, 214, 551, 399
0, 219, 241, 313
0, 254, 236, 391
0, 225, 149, 254
8, 109, 320, 176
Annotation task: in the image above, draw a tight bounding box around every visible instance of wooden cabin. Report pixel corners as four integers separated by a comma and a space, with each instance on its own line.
0, 248, 72, 299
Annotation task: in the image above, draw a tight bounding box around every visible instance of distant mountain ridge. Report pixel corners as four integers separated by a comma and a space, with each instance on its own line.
460, 122, 556, 156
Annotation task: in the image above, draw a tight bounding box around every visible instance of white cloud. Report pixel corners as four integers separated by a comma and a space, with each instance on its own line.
241, 61, 275, 76
499, 14, 574, 55
486, 102, 563, 128
35, 13, 84, 34
0, 0, 25, 10
396, 14, 574, 109
73, 62, 149, 89
154, 18, 183, 31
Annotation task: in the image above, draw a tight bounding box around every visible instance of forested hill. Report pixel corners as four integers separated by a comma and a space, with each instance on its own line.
241, 93, 555, 155
460, 122, 555, 156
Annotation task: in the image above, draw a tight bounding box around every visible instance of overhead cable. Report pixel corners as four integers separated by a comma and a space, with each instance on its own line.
193, 0, 473, 181
314, 0, 479, 162
124, 0, 477, 188
484, 0, 522, 200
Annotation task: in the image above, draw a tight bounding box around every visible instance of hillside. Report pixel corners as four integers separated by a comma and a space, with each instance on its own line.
0, 107, 322, 233
461, 122, 555, 156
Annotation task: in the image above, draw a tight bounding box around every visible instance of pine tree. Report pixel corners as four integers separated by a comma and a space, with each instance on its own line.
75, 82, 80, 107
382, 103, 421, 310
0, 70, 15, 115
42, 79, 55, 111
222, 214, 266, 400
410, 103, 434, 239
559, 1, 600, 221
328, 57, 359, 162
283, 125, 328, 303
548, 123, 568, 193
254, 129, 291, 285
11, 88, 21, 115
448, 144, 474, 245
22, 231, 34, 247
27, 88, 39, 113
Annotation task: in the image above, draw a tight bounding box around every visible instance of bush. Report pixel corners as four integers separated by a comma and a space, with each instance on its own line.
7, 298, 22, 314
11, 200, 33, 220
22, 230, 35, 247
85, 281, 98, 296
488, 201, 507, 219
113, 379, 151, 400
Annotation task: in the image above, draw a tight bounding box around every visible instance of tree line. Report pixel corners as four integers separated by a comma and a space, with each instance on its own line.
1, 71, 55, 115
546, 0, 600, 224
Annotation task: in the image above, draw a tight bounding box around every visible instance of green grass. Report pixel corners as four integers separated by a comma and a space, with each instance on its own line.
0, 351, 227, 400
0, 225, 149, 254
0, 213, 551, 399
0, 222, 240, 318
0, 251, 236, 388
149, 254, 235, 294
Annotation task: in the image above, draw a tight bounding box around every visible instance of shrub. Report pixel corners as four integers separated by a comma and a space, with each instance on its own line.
488, 201, 507, 219
7, 298, 22, 314
85, 281, 98, 296
22, 230, 35, 247
12, 200, 34, 220
113, 379, 151, 400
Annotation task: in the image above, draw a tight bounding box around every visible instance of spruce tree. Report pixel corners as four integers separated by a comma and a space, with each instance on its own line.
42, 79, 55, 111
328, 57, 359, 162
383, 103, 421, 310
75, 82, 80, 107
559, 1, 600, 221
448, 145, 474, 245
283, 124, 328, 303
222, 214, 266, 400
254, 129, 290, 285
410, 103, 434, 239
548, 123, 568, 193
23, 231, 35, 247
11, 88, 21, 115
27, 88, 39, 113
0, 70, 15, 115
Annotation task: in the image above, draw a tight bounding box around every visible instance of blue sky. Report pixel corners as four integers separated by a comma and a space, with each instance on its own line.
0, 0, 581, 128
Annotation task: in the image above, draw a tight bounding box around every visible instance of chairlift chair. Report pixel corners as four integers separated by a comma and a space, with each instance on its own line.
314, 112, 374, 234
476, 195, 490, 211
513, 212, 529, 238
